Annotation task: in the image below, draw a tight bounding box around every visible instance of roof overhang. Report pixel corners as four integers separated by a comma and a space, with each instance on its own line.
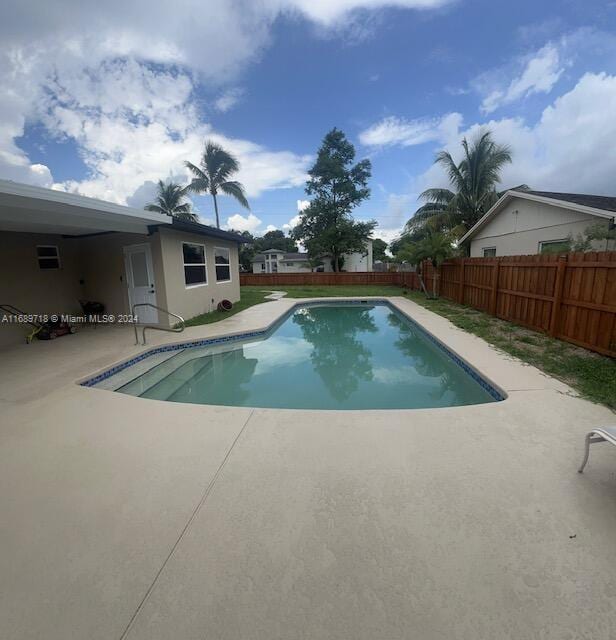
0, 179, 169, 236
150, 218, 250, 244
459, 190, 616, 244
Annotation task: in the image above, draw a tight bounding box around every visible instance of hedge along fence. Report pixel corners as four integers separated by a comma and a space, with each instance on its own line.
240, 251, 616, 357
435, 252, 616, 357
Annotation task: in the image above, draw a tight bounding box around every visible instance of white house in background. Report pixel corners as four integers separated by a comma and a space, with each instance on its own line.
251, 240, 373, 273
460, 189, 616, 257
0, 179, 247, 348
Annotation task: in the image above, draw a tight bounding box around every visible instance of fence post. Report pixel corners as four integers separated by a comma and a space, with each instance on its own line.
458, 259, 466, 304
549, 255, 567, 337
489, 260, 500, 316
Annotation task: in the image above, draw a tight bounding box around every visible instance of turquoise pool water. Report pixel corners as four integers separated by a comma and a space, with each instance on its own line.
111, 303, 502, 410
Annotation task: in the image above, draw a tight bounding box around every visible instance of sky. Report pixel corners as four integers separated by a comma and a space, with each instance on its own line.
2, 0, 616, 246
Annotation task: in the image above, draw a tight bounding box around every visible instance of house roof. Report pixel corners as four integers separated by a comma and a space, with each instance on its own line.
0, 179, 249, 243
150, 218, 249, 244
252, 255, 265, 263
459, 189, 616, 244
517, 190, 616, 213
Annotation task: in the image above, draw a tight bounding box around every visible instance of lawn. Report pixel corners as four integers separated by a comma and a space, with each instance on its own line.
402, 291, 616, 411
187, 284, 616, 410
183, 287, 271, 327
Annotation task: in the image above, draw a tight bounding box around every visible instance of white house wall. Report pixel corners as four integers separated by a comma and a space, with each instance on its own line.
469, 198, 610, 257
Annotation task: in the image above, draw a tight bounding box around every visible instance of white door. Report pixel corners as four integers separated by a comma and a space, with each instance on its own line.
124, 244, 159, 324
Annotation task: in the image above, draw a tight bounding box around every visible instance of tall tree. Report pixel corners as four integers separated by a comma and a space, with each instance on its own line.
292, 128, 375, 271
406, 130, 512, 237
184, 140, 249, 228
255, 229, 298, 254
144, 179, 197, 222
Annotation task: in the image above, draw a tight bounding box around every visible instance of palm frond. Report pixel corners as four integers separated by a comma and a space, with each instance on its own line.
418, 188, 456, 206
219, 180, 250, 209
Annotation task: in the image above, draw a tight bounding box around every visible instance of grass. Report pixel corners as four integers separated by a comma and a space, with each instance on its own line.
402, 290, 616, 411
186, 284, 616, 410
183, 287, 270, 327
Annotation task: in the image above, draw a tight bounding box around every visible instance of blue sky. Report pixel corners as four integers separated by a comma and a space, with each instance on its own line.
2, 0, 616, 244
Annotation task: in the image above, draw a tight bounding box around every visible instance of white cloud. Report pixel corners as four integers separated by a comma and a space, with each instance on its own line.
281, 0, 451, 26
225, 212, 263, 233
414, 72, 616, 196
372, 226, 402, 246
265, 224, 278, 232
480, 44, 563, 114
297, 199, 310, 211
2, 0, 448, 198
214, 88, 244, 112
359, 112, 462, 148
283, 214, 302, 231
16, 57, 312, 204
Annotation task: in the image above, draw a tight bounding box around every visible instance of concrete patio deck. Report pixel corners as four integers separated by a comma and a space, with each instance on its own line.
1, 296, 615, 639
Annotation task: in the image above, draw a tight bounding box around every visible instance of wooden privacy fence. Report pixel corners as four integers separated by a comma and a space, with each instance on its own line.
240, 271, 404, 286
436, 252, 616, 357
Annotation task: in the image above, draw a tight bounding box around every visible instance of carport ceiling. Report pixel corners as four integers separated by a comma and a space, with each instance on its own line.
0, 179, 168, 236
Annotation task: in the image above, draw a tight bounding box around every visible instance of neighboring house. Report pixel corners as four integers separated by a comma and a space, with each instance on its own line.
460, 189, 616, 257
0, 179, 247, 347
251, 249, 312, 273
251, 241, 373, 273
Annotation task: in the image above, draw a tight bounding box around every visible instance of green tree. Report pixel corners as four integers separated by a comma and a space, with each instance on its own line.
292, 128, 376, 271
372, 238, 388, 262
255, 229, 298, 254
397, 229, 457, 296
407, 130, 512, 237
185, 140, 249, 229
144, 179, 197, 222
226, 229, 256, 270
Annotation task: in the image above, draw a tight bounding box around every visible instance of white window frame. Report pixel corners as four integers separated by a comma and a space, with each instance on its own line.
214, 246, 232, 283
260, 263, 266, 272
36, 245, 61, 270
182, 241, 207, 288
482, 246, 496, 257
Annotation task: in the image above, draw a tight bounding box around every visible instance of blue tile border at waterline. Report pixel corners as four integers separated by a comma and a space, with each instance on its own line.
80, 299, 505, 402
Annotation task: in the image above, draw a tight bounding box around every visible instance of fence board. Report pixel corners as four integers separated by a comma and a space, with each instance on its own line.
439, 252, 616, 357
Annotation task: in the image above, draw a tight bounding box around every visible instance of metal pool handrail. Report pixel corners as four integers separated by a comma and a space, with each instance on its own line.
132, 303, 185, 345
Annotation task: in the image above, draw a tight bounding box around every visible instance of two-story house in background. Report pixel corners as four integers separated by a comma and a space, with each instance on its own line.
251, 241, 373, 273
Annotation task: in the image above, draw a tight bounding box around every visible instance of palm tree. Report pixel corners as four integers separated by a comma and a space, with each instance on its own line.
397, 229, 457, 297
144, 180, 197, 222
184, 140, 249, 228
406, 130, 512, 237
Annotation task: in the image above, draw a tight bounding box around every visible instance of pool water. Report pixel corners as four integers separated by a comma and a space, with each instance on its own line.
113, 303, 502, 410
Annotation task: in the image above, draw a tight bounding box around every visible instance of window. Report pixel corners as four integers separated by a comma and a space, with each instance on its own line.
482, 247, 496, 257
260, 263, 266, 271
214, 247, 231, 282
182, 242, 207, 286
37, 245, 60, 270
539, 239, 570, 254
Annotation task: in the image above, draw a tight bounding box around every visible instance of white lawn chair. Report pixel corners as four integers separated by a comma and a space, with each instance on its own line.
578, 427, 616, 473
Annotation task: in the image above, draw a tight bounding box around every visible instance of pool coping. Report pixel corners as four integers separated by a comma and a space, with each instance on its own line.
78, 298, 507, 404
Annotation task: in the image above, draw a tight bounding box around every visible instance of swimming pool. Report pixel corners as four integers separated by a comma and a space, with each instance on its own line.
85, 302, 504, 410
